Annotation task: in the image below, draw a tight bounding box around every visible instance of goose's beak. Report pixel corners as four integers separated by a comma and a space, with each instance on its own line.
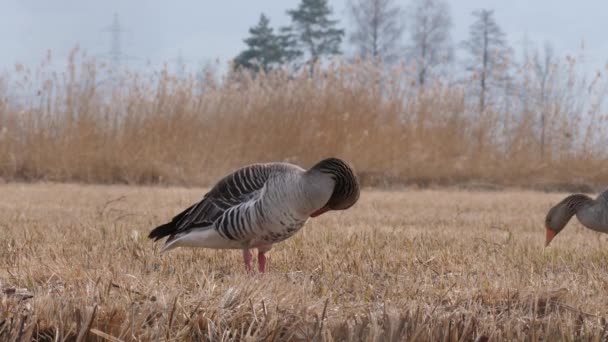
545, 227, 557, 247
310, 206, 329, 218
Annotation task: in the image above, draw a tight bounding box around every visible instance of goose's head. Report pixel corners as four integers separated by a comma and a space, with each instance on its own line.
308, 158, 360, 217
544, 194, 592, 247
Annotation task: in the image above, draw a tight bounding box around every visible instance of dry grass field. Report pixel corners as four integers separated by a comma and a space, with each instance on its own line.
3, 183, 608, 341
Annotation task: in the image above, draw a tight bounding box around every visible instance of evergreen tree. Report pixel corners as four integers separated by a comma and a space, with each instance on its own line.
286, 0, 344, 69
234, 14, 283, 73
277, 26, 303, 65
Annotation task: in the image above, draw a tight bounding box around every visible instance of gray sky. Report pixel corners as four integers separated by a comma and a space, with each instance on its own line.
1, 0, 606, 73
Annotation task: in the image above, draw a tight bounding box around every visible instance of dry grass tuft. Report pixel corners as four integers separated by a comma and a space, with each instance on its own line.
3, 183, 608, 340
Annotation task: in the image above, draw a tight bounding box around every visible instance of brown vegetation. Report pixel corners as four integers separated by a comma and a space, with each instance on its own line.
2, 184, 608, 340
0, 50, 607, 189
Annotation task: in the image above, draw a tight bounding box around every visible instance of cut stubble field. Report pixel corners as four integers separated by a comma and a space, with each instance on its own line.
2, 183, 608, 341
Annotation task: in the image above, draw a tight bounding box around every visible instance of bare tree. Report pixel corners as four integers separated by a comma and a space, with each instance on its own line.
405, 0, 453, 86
346, 0, 405, 63
533, 42, 556, 159
520, 41, 557, 159
462, 9, 513, 113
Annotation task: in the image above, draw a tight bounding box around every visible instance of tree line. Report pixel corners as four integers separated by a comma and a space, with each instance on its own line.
232, 0, 537, 115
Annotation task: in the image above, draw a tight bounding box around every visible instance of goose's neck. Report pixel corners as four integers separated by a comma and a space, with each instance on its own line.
550, 194, 593, 231
565, 194, 594, 214
298, 170, 335, 216
558, 194, 592, 224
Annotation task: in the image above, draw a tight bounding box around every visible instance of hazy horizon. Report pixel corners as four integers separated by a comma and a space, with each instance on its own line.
1, 0, 606, 73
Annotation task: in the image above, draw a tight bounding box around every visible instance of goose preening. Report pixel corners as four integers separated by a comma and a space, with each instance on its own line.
545, 189, 608, 246
148, 158, 360, 273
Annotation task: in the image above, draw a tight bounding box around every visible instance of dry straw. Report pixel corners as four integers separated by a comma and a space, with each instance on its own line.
0, 48, 607, 188
2, 184, 608, 340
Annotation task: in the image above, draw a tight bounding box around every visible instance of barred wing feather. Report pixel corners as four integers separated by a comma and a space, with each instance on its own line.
148, 164, 272, 241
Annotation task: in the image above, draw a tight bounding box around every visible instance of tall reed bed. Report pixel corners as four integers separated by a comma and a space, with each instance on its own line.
0, 49, 606, 187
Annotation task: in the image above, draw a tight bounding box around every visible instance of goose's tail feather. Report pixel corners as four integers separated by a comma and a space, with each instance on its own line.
148, 203, 197, 241
148, 222, 176, 241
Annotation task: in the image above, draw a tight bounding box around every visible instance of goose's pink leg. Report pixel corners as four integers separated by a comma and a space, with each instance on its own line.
257, 251, 267, 273
243, 249, 253, 273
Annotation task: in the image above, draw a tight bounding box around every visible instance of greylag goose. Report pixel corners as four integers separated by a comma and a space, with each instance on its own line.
148, 158, 360, 272
545, 189, 608, 246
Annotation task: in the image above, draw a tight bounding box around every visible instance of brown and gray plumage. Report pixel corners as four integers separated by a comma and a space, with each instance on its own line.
148, 158, 360, 272
545, 189, 608, 246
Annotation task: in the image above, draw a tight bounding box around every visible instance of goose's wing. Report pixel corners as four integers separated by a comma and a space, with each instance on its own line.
596, 187, 608, 203
179, 164, 274, 229
148, 163, 274, 241
592, 188, 608, 228
571, 188, 608, 233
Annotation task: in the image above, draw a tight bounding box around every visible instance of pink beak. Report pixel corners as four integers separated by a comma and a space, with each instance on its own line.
545, 227, 556, 247
310, 206, 329, 218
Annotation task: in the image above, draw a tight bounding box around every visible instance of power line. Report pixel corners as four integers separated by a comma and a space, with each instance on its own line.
101, 12, 127, 71
171, 49, 187, 78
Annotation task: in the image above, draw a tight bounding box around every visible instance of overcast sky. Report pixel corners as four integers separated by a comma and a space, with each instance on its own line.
1, 0, 606, 73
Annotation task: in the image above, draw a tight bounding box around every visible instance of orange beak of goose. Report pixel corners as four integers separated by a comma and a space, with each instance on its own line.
310, 206, 330, 218
545, 227, 557, 247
